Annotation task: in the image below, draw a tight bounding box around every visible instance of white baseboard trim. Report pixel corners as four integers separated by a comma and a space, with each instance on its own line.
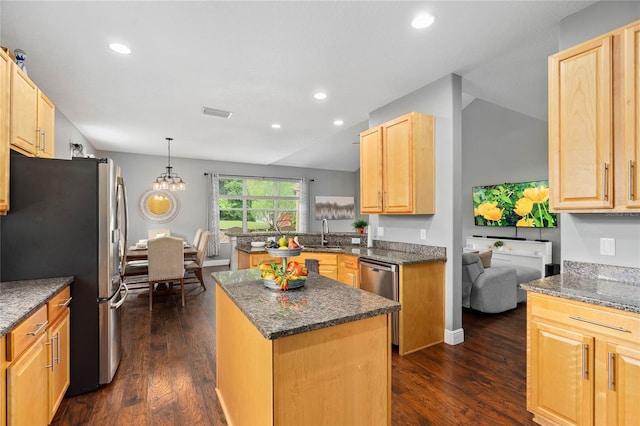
204, 259, 230, 267
444, 328, 465, 345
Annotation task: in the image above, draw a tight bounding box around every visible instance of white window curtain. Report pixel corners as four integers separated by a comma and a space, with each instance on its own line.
299, 178, 311, 232
207, 172, 220, 256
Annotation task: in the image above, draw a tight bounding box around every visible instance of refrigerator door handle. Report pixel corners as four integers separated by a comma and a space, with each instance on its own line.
110, 283, 129, 310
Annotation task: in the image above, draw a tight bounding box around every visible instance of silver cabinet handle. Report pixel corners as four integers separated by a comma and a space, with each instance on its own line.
608, 352, 614, 391
602, 162, 609, 201
377, 191, 381, 209
582, 343, 588, 380
40, 129, 46, 153
630, 160, 635, 201
57, 297, 73, 307
27, 320, 49, 336
569, 316, 631, 333
45, 337, 55, 371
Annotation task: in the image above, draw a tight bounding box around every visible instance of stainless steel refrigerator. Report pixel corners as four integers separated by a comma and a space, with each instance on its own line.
1, 153, 130, 396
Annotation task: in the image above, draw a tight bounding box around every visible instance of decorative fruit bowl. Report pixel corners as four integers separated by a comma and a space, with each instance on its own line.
266, 247, 302, 257
259, 259, 308, 291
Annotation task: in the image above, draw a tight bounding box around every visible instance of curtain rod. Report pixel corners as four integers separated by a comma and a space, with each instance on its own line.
204, 172, 313, 182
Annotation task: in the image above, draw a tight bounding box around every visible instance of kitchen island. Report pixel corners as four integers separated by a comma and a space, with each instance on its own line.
212, 268, 401, 426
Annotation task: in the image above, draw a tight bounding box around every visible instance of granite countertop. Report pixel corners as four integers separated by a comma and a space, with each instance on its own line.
520, 274, 640, 314
0, 277, 74, 337
236, 245, 446, 265
212, 269, 401, 340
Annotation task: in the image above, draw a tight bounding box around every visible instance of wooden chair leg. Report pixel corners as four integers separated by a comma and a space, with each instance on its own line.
180, 278, 185, 307
149, 281, 153, 311
196, 268, 206, 290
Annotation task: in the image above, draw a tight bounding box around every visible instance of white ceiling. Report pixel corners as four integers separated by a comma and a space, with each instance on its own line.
0, 1, 595, 172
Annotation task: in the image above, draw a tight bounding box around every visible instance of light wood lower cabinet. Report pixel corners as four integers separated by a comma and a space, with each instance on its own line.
5, 287, 71, 426
47, 310, 70, 423
337, 254, 359, 287
1, 336, 6, 426
237, 250, 338, 280
527, 292, 640, 426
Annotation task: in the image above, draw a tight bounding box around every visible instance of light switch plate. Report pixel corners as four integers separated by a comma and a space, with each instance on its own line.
377, 227, 384, 237
600, 238, 615, 256
420, 229, 427, 240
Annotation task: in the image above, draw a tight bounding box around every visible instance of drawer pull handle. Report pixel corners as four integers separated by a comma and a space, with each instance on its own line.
569, 316, 631, 333
582, 343, 588, 379
27, 320, 49, 336
58, 297, 73, 307
608, 352, 615, 391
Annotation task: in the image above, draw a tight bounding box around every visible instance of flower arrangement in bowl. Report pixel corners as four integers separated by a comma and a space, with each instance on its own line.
351, 219, 368, 234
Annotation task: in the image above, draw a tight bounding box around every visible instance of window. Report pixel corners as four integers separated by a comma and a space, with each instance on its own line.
219, 177, 301, 242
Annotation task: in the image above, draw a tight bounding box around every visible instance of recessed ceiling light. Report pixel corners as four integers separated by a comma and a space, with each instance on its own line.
313, 92, 328, 100
334, 120, 344, 126
272, 124, 281, 129
411, 13, 435, 29
108, 42, 131, 55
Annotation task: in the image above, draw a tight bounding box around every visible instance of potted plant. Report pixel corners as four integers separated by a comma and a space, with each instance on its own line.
352, 219, 368, 234
493, 240, 505, 250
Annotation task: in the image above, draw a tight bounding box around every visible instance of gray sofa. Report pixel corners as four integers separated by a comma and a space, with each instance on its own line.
461, 252, 541, 313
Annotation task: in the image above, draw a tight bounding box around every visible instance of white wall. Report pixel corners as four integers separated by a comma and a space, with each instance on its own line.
54, 109, 97, 159
367, 74, 464, 341
461, 99, 561, 264
558, 2, 640, 269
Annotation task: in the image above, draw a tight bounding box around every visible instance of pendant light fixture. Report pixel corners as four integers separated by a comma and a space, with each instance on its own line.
153, 137, 186, 191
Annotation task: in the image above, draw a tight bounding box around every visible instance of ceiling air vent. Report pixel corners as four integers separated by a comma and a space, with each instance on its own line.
202, 107, 232, 118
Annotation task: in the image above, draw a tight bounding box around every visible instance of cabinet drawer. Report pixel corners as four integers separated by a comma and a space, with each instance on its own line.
295, 252, 338, 265
7, 305, 48, 362
339, 254, 358, 271
251, 254, 280, 267
529, 293, 640, 345
47, 286, 71, 324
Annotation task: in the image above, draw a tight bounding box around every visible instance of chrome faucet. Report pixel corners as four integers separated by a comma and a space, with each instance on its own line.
321, 218, 329, 246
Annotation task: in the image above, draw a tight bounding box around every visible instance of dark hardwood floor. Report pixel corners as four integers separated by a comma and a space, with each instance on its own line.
52, 266, 535, 425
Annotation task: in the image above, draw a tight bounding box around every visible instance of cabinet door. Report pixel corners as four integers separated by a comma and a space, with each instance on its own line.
360, 126, 383, 213
383, 115, 413, 213
7, 333, 48, 426
528, 321, 594, 426
549, 35, 613, 210
624, 22, 640, 208
48, 311, 70, 423
10, 64, 38, 156
0, 49, 10, 214
338, 254, 359, 287
605, 343, 640, 426
37, 91, 55, 158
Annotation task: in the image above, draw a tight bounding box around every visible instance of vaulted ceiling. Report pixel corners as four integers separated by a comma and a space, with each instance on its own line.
0, 1, 595, 171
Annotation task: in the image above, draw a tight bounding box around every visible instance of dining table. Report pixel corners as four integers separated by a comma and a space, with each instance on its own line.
126, 243, 198, 261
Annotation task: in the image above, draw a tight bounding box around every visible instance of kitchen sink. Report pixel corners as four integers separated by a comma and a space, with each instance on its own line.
303, 246, 344, 252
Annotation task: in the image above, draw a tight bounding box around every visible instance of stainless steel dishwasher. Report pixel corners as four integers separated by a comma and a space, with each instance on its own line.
359, 259, 399, 345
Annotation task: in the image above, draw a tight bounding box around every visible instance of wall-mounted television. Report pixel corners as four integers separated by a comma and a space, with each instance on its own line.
472, 180, 557, 228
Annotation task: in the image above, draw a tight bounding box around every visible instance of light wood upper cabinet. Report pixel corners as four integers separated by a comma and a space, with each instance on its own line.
10, 63, 55, 158
0, 49, 10, 215
360, 112, 435, 215
624, 22, 640, 208
549, 20, 640, 212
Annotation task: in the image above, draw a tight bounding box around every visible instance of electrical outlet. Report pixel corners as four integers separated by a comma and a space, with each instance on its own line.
600, 238, 615, 256
420, 229, 427, 240
351, 238, 361, 245
377, 227, 384, 237
267, 236, 276, 242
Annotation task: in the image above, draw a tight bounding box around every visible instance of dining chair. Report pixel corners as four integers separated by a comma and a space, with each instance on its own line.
120, 245, 149, 289
193, 228, 203, 248
184, 230, 210, 290
148, 228, 171, 239
147, 236, 185, 311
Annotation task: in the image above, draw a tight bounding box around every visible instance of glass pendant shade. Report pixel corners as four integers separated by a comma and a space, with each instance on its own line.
152, 137, 186, 191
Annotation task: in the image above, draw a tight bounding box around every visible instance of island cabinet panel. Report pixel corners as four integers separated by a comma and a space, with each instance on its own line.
526, 292, 640, 426
273, 315, 390, 426
215, 286, 273, 426
1, 336, 6, 426
398, 261, 445, 355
